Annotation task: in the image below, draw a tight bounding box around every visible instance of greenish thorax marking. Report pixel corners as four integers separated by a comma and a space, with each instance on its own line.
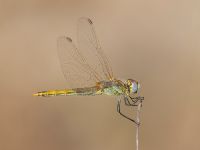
100, 80, 125, 96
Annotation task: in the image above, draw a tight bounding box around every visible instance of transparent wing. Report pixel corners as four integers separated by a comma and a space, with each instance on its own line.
77, 17, 114, 81
57, 36, 101, 88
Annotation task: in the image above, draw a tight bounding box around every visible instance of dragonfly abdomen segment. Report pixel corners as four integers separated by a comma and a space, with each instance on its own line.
33, 90, 74, 97
33, 86, 102, 97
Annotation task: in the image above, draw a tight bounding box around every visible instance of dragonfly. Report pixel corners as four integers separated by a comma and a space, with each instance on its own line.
33, 17, 144, 125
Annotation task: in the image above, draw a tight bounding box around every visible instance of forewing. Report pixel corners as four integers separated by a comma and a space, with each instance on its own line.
77, 17, 114, 81
57, 36, 99, 88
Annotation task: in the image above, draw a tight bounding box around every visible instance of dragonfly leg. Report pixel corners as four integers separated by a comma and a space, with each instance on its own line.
129, 96, 144, 106
117, 97, 140, 126
124, 96, 138, 106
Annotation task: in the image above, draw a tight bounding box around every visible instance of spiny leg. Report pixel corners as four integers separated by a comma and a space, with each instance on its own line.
124, 96, 138, 106
117, 96, 140, 126
129, 96, 144, 106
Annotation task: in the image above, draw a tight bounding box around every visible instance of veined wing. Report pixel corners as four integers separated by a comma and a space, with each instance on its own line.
77, 17, 114, 81
57, 36, 101, 88
57, 18, 114, 88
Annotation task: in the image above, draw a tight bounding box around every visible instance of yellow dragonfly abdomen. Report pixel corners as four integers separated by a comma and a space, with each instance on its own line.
33, 89, 74, 97
33, 86, 102, 97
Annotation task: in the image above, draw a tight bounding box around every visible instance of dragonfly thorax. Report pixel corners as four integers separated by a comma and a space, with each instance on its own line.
97, 80, 125, 96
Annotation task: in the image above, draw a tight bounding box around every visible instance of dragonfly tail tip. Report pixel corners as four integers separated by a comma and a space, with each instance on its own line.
33, 93, 39, 96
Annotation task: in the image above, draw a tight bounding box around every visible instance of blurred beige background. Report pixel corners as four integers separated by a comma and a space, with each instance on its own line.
0, 0, 200, 150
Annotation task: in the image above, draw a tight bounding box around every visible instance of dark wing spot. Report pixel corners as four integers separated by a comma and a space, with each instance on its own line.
87, 18, 93, 24
66, 37, 72, 42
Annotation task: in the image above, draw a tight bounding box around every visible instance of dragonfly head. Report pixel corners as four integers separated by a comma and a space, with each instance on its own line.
126, 79, 140, 94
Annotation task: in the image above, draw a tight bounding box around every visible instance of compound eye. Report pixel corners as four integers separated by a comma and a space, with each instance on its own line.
132, 81, 138, 93
127, 79, 138, 93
